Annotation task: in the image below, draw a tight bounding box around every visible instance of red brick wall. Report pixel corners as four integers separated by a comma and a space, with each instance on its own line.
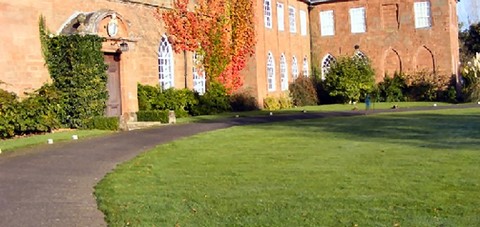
0, 0, 194, 115
309, 0, 460, 81
243, 0, 311, 106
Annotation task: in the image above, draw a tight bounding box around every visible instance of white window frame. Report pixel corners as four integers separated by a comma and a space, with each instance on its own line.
320, 10, 335, 36
414, 1, 431, 29
292, 56, 299, 79
321, 54, 336, 80
158, 35, 174, 89
302, 56, 309, 77
300, 10, 307, 36
280, 54, 288, 91
277, 3, 285, 31
267, 52, 276, 91
289, 6, 296, 33
354, 50, 368, 61
349, 7, 366, 33
192, 52, 206, 95
264, 0, 272, 29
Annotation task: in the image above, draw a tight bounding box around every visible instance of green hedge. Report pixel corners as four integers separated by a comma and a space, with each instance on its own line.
137, 110, 169, 123
83, 116, 119, 131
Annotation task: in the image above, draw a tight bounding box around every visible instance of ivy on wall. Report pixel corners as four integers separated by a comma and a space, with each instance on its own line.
40, 16, 109, 128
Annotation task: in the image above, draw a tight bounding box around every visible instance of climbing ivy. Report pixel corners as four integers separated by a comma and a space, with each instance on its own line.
40, 16, 108, 128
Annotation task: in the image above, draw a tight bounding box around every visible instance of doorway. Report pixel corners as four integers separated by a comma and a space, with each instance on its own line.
104, 53, 122, 117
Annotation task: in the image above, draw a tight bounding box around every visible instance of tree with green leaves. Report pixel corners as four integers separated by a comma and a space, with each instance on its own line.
459, 22, 480, 63
323, 56, 375, 103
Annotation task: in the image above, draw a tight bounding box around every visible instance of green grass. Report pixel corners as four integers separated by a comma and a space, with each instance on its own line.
177, 102, 455, 123
95, 108, 480, 226
0, 129, 111, 153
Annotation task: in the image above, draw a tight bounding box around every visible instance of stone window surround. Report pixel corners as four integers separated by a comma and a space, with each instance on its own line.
280, 54, 288, 91
158, 35, 174, 89
264, 0, 273, 29
267, 52, 276, 91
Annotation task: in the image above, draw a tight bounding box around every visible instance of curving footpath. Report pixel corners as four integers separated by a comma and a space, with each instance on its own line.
0, 104, 477, 227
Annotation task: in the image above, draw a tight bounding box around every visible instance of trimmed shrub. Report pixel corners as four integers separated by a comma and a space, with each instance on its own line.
0, 89, 19, 139
289, 76, 318, 106
404, 71, 452, 101
136, 110, 169, 123
15, 85, 62, 135
263, 96, 281, 111
278, 93, 293, 109
83, 116, 119, 131
377, 72, 407, 102
229, 90, 258, 112
189, 82, 231, 115
137, 84, 197, 118
324, 56, 376, 103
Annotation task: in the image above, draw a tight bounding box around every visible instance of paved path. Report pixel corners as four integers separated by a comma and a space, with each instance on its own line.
0, 104, 477, 226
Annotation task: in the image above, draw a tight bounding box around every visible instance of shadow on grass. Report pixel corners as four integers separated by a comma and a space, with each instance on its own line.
238, 112, 480, 150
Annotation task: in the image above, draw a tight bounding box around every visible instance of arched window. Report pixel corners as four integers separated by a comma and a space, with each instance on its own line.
192, 52, 205, 95
280, 54, 288, 91
354, 50, 368, 61
321, 54, 336, 80
267, 52, 276, 91
292, 56, 299, 79
264, 0, 272, 28
302, 56, 309, 77
158, 35, 174, 89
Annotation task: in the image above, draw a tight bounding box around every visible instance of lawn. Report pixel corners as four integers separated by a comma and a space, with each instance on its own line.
0, 129, 111, 153
95, 108, 480, 226
176, 101, 456, 123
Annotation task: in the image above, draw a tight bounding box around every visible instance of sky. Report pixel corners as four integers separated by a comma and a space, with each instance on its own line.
457, 0, 480, 30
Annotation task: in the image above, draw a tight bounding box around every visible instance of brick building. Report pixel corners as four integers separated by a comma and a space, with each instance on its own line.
0, 0, 459, 119
309, 0, 460, 82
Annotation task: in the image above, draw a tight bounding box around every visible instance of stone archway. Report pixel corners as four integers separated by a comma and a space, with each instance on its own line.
415, 46, 435, 73
59, 9, 134, 117
383, 48, 402, 78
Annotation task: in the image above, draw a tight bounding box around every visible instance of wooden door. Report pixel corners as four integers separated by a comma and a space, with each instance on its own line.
104, 54, 122, 117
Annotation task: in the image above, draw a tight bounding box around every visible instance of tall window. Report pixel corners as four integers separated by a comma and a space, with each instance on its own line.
320, 10, 334, 36
321, 54, 336, 80
292, 56, 299, 79
192, 52, 205, 95
267, 52, 276, 91
277, 3, 285, 31
414, 1, 431, 28
300, 10, 307, 36
302, 56, 309, 77
280, 54, 288, 90
289, 6, 296, 33
264, 0, 272, 28
354, 50, 368, 61
349, 7, 366, 33
158, 35, 174, 89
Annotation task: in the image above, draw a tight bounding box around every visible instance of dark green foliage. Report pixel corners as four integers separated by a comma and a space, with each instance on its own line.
83, 117, 119, 131
0, 89, 19, 138
190, 82, 231, 115
376, 72, 407, 102
0, 85, 62, 139
289, 76, 319, 106
459, 22, 480, 63
323, 56, 376, 103
229, 90, 258, 112
137, 84, 197, 118
136, 110, 170, 123
15, 85, 62, 135
43, 34, 108, 128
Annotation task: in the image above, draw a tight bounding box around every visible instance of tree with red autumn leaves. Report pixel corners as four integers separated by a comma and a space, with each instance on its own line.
158, 0, 255, 94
